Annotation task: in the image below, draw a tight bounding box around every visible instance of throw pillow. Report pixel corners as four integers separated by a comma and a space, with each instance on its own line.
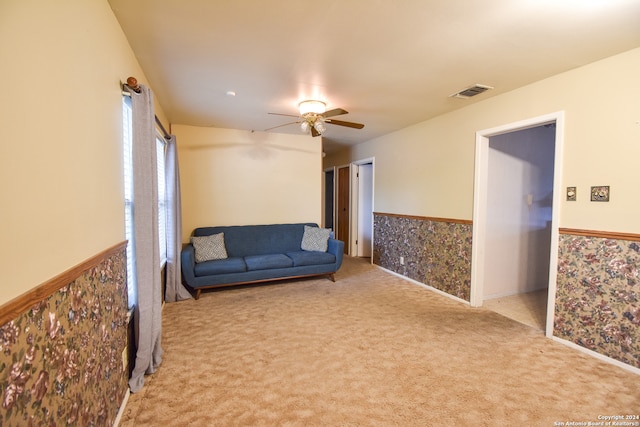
301, 225, 331, 252
191, 233, 228, 263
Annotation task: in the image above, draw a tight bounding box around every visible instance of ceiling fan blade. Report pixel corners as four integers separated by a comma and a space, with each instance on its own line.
264, 121, 300, 132
325, 118, 364, 129
311, 126, 320, 137
268, 112, 300, 118
322, 108, 348, 118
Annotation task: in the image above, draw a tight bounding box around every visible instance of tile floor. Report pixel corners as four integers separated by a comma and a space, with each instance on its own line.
483, 289, 548, 332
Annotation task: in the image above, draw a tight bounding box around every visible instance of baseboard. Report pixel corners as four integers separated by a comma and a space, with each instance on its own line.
551, 336, 640, 376
376, 265, 471, 306
114, 388, 130, 427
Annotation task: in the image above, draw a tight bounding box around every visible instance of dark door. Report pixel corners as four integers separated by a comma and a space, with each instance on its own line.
337, 166, 350, 254
324, 170, 334, 230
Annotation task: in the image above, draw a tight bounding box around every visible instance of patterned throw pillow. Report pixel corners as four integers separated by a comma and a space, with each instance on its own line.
191, 233, 228, 263
301, 225, 331, 252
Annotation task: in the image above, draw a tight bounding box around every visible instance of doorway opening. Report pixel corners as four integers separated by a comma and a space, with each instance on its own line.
471, 112, 564, 338
350, 160, 374, 259
329, 160, 374, 258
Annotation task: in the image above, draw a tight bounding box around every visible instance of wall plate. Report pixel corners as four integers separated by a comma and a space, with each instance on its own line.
590, 185, 610, 202
566, 186, 576, 201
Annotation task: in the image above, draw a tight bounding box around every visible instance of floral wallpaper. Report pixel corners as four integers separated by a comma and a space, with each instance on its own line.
373, 213, 472, 301
555, 233, 640, 368
0, 249, 129, 427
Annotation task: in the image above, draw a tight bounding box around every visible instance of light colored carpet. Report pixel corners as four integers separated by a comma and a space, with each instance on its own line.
484, 289, 549, 331
120, 257, 639, 426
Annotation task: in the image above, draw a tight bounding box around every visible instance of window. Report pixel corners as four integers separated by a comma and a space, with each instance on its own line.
123, 96, 135, 307
156, 137, 168, 265
122, 96, 168, 308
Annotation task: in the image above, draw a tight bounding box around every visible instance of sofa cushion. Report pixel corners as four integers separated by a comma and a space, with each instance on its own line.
194, 257, 246, 277
245, 254, 294, 271
286, 251, 336, 267
191, 233, 228, 262
301, 225, 331, 252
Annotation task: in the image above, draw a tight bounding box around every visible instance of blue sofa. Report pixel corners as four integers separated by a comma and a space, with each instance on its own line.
181, 223, 344, 299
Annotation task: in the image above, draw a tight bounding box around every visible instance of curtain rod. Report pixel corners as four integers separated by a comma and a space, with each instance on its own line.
123, 76, 171, 140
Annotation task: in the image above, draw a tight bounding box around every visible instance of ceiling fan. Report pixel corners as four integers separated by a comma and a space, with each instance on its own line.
265, 100, 364, 137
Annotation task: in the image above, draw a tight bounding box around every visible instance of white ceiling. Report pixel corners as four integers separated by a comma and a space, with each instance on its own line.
108, 0, 640, 153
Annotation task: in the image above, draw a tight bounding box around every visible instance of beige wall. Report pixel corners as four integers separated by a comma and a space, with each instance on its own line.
338, 48, 640, 233
0, 0, 161, 305
323, 149, 352, 170
175, 125, 322, 240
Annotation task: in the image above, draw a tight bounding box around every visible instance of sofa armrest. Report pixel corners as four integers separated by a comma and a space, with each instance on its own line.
327, 238, 345, 270
180, 244, 197, 286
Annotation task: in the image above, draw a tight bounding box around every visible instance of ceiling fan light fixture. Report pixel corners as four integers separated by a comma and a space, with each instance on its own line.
313, 119, 326, 134
298, 100, 326, 115
266, 101, 363, 137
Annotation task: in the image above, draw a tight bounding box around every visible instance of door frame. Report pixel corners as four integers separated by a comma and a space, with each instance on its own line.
350, 158, 375, 258
470, 111, 565, 338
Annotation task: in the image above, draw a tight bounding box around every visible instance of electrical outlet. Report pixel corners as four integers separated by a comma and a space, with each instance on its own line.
400, 256, 405, 265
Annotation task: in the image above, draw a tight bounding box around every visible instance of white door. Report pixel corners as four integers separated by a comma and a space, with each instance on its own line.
357, 164, 373, 257
350, 161, 374, 257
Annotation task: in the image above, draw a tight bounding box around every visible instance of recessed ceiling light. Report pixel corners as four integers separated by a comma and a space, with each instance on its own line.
226, 90, 236, 97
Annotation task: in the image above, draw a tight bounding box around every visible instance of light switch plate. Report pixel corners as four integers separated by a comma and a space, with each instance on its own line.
590, 186, 610, 202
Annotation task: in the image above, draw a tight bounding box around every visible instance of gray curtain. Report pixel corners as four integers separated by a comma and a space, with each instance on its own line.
127, 84, 163, 393
164, 136, 192, 302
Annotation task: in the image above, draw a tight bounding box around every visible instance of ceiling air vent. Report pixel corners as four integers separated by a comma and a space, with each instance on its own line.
450, 84, 493, 99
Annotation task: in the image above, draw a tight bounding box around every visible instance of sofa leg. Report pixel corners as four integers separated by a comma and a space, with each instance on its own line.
329, 273, 335, 282
195, 289, 201, 300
